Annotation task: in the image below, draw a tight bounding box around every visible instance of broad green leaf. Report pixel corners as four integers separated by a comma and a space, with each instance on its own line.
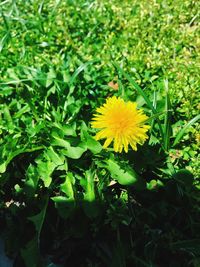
52, 133, 86, 158
36, 157, 55, 187
61, 145, 86, 159
61, 124, 76, 136
84, 170, 96, 202
34, 147, 66, 187
51, 134, 70, 148
24, 164, 40, 197
105, 159, 139, 186
82, 170, 99, 218
86, 134, 102, 154
81, 126, 102, 154
46, 147, 65, 166
60, 172, 75, 199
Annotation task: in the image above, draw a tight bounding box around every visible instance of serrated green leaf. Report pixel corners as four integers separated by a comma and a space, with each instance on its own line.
60, 172, 75, 199
52, 132, 86, 159
81, 127, 102, 154
24, 164, 39, 197
105, 159, 139, 186
36, 155, 55, 188
51, 133, 70, 148
46, 147, 65, 166
62, 124, 77, 136
82, 169, 99, 218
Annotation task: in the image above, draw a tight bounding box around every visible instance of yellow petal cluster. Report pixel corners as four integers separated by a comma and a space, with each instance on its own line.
91, 96, 150, 153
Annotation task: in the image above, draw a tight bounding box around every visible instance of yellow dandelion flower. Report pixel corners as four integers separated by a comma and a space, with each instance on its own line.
91, 96, 150, 153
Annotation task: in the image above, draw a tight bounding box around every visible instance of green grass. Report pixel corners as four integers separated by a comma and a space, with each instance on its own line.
0, 1, 200, 266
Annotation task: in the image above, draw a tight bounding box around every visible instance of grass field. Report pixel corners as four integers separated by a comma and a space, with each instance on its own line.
0, 1, 200, 266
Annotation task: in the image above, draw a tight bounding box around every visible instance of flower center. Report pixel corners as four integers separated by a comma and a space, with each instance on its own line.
110, 114, 133, 135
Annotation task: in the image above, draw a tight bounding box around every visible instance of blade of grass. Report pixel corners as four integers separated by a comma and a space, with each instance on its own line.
0, 32, 11, 52
117, 63, 125, 97
163, 79, 172, 151
172, 114, 200, 147
68, 59, 100, 96
114, 63, 155, 110
145, 110, 172, 123
1, 9, 10, 30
